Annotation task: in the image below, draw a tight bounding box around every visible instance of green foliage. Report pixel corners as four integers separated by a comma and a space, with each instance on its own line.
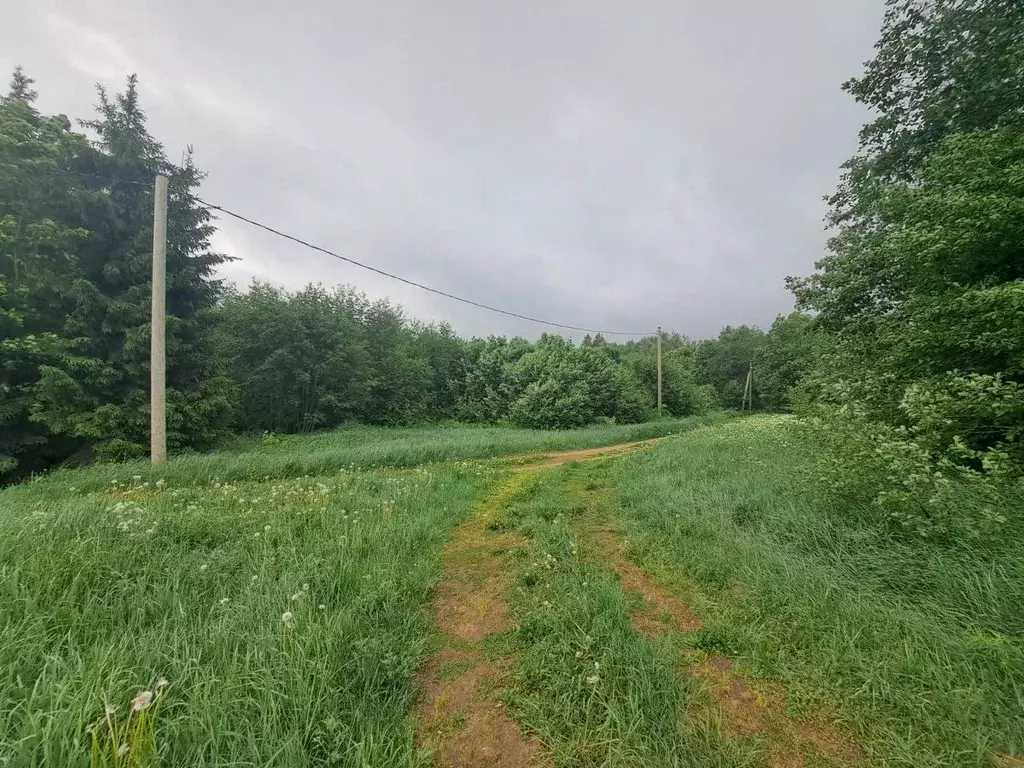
797, 385, 1018, 542
787, 0, 1024, 538
611, 418, 1024, 765
507, 336, 618, 429
456, 336, 533, 422
216, 282, 372, 433
694, 325, 764, 409
0, 72, 232, 480
1, 67, 737, 483
755, 313, 830, 412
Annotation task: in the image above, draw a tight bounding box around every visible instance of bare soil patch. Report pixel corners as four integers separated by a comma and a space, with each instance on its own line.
588, 526, 703, 636
691, 656, 864, 768
509, 438, 663, 471
572, 479, 861, 768
415, 474, 549, 768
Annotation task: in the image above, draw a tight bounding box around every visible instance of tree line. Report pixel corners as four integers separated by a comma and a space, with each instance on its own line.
786, 0, 1024, 541
4, 0, 1023, 543
0, 71, 808, 483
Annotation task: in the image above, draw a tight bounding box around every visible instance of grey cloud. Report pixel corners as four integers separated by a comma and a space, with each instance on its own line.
5, 0, 884, 339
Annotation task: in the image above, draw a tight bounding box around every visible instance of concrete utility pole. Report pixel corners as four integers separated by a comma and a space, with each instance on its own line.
656, 326, 663, 413
150, 174, 168, 463
742, 364, 753, 411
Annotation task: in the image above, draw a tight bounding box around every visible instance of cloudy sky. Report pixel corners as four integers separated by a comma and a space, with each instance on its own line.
3, 0, 884, 340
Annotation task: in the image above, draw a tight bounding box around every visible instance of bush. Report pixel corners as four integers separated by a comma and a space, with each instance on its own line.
796, 376, 1022, 543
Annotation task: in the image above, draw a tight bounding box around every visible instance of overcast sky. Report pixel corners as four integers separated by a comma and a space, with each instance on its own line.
3, 0, 884, 340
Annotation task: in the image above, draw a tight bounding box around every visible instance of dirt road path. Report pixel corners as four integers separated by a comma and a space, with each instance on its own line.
415, 439, 660, 766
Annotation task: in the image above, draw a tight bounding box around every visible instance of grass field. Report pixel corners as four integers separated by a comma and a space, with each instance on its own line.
1, 415, 1020, 767
13, 416, 728, 495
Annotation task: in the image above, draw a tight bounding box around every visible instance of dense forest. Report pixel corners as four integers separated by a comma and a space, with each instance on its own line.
0, 67, 811, 482
2, 0, 1023, 543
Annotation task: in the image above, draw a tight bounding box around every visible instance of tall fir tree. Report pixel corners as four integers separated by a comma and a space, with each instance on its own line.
29, 75, 235, 460
0, 68, 91, 479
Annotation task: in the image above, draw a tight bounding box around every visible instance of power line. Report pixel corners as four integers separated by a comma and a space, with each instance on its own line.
4, 164, 655, 336
196, 198, 653, 337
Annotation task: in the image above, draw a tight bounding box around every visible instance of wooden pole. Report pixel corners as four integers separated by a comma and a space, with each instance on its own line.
656, 326, 663, 413
150, 174, 168, 463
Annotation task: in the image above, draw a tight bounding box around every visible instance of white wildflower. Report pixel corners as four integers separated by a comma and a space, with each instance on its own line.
586, 675, 600, 685
219, 597, 229, 605
132, 475, 142, 482
281, 611, 294, 626
199, 564, 208, 572
118, 744, 130, 757
575, 651, 584, 659
156, 678, 169, 690
318, 604, 326, 610
302, 583, 310, 592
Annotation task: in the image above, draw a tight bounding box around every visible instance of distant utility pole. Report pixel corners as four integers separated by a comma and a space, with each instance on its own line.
656, 326, 663, 413
150, 174, 168, 463
741, 364, 753, 411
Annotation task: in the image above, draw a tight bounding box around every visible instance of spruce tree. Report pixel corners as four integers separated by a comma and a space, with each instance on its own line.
30, 75, 234, 459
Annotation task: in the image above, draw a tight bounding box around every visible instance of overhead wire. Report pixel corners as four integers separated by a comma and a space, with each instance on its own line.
196, 198, 653, 337
3, 165, 654, 336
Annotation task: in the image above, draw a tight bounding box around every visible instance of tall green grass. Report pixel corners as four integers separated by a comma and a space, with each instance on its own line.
15, 415, 728, 496
609, 416, 1024, 767
0, 464, 488, 766
492, 471, 752, 767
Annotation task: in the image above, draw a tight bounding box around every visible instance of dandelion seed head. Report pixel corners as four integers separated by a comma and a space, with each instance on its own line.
130, 690, 154, 712
281, 611, 294, 624
575, 651, 584, 659
118, 744, 130, 757
156, 678, 169, 690
586, 675, 600, 685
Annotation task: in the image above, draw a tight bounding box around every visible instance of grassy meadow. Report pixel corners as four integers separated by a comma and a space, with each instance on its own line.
0, 417, 715, 766
0, 414, 1020, 767
602, 417, 1024, 766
